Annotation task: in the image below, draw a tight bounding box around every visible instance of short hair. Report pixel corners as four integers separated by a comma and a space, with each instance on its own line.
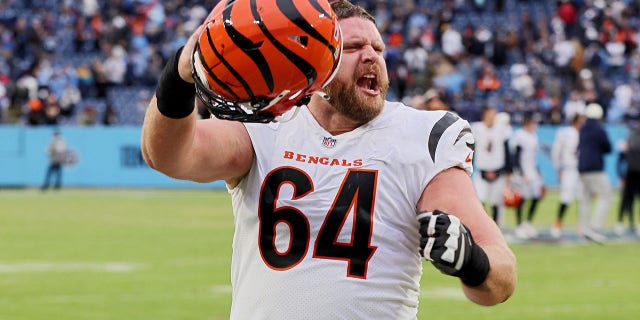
481, 105, 496, 115
522, 114, 535, 126
331, 0, 376, 23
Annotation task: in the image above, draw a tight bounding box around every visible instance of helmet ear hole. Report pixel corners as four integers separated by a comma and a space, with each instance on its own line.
246, 41, 264, 51
289, 35, 309, 47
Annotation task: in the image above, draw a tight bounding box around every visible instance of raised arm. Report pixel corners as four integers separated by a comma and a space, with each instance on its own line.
140, 26, 254, 185
417, 167, 517, 306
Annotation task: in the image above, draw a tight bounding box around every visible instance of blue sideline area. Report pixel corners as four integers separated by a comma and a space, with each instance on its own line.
0, 125, 629, 189
0, 125, 225, 189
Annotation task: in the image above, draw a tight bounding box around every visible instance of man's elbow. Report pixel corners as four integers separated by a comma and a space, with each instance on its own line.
464, 248, 517, 306
141, 147, 154, 169
140, 144, 178, 178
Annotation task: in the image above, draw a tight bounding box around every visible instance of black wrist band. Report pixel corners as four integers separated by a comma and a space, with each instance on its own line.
457, 244, 490, 287
156, 46, 196, 119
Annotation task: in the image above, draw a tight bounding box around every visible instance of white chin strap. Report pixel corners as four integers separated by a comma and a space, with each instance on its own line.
274, 106, 301, 123
315, 91, 331, 101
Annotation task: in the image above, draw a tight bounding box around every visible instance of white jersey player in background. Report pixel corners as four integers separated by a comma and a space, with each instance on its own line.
510, 114, 544, 239
550, 114, 585, 238
470, 106, 513, 227
140, 0, 516, 318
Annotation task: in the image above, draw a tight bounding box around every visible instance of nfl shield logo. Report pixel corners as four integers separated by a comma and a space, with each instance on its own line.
322, 136, 337, 148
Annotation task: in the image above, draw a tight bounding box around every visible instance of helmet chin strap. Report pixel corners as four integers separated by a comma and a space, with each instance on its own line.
315, 91, 331, 101
274, 105, 302, 123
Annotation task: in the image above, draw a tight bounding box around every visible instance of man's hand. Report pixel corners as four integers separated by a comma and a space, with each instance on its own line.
178, 25, 204, 83
416, 210, 490, 287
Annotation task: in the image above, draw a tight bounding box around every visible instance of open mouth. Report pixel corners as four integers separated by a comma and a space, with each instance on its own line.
356, 73, 380, 96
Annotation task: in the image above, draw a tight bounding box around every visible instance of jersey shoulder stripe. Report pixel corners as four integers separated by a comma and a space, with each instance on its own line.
428, 112, 459, 162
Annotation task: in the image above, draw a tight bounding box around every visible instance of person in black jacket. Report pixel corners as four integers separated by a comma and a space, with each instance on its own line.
577, 103, 612, 242
616, 120, 640, 236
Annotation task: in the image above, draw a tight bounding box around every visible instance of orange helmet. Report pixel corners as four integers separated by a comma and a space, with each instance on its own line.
502, 189, 523, 208
192, 0, 343, 123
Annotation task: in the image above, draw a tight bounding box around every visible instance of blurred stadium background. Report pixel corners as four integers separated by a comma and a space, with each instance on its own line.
1, 0, 640, 319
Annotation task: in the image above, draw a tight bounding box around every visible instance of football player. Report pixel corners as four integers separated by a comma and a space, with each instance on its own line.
470, 106, 513, 226
141, 0, 516, 318
550, 113, 585, 238
511, 114, 544, 239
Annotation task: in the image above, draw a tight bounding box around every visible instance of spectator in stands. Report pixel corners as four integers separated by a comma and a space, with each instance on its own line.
476, 65, 501, 97
403, 38, 429, 93
440, 23, 464, 61
41, 130, 67, 191
563, 90, 586, 124
76, 106, 97, 126
59, 83, 81, 117
577, 103, 612, 242
423, 88, 450, 111
102, 103, 117, 126
0, 76, 8, 122
91, 58, 110, 99
557, 0, 578, 37
510, 62, 535, 99
103, 45, 128, 87
43, 93, 61, 125
552, 34, 578, 86
26, 97, 44, 125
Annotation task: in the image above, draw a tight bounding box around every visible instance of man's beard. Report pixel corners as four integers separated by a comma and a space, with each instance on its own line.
323, 76, 388, 124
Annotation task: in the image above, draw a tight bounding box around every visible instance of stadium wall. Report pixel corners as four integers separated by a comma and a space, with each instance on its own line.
0, 125, 629, 189
0, 125, 225, 189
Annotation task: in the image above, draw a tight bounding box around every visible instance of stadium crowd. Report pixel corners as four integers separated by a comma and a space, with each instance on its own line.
1, 0, 640, 126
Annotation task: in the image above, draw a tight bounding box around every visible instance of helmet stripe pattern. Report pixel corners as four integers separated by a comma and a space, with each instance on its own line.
198, 29, 243, 100
223, 1, 273, 95
192, 0, 342, 122
286, 0, 340, 55
253, 0, 317, 88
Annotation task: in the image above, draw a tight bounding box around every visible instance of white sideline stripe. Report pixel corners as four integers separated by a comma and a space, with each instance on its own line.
420, 286, 466, 300
0, 262, 145, 273
209, 285, 233, 295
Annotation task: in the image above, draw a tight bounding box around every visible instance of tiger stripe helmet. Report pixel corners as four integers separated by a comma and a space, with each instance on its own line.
192, 0, 343, 123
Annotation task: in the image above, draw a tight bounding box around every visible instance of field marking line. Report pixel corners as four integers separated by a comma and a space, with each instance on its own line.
420, 286, 466, 300
0, 261, 146, 273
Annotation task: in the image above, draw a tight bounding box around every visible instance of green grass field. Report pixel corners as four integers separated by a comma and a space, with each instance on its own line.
1, 188, 639, 319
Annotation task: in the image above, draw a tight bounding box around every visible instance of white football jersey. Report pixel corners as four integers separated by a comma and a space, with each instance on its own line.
512, 128, 539, 179
551, 126, 579, 170
228, 101, 474, 319
470, 121, 511, 171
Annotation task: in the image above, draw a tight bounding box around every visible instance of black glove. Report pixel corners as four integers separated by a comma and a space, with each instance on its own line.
416, 210, 490, 287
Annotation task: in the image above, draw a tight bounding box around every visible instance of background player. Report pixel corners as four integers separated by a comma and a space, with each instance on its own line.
511, 114, 544, 239
470, 106, 513, 226
550, 114, 585, 238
